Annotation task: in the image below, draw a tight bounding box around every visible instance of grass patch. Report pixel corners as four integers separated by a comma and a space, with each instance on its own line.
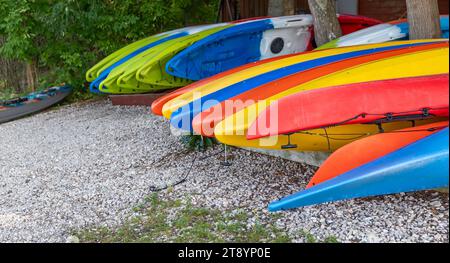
76, 194, 293, 243
299, 230, 340, 243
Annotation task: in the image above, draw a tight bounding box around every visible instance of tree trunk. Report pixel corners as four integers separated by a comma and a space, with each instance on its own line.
308, 0, 342, 46
406, 0, 442, 39
26, 61, 37, 92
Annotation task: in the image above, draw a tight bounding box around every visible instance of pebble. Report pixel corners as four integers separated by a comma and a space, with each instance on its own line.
0, 100, 448, 243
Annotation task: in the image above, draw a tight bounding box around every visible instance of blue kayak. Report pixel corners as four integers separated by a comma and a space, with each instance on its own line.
166, 15, 314, 81
169, 41, 438, 132
269, 128, 449, 211
397, 16, 449, 39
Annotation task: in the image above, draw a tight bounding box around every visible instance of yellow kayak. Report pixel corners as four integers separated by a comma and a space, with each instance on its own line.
216, 119, 446, 152
162, 39, 445, 119
214, 46, 449, 151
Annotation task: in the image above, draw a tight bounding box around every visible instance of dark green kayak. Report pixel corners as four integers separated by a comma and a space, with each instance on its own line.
0, 86, 72, 124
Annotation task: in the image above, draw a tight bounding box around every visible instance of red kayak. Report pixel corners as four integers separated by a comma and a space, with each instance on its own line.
248, 74, 449, 140
337, 14, 382, 35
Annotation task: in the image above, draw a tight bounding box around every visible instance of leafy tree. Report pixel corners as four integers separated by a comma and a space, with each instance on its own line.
0, 0, 219, 98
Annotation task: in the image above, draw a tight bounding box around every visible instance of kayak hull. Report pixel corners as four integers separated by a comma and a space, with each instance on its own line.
0, 86, 72, 124
307, 121, 449, 188
269, 128, 450, 211
166, 15, 314, 81
166, 15, 382, 81
248, 74, 449, 139
318, 16, 449, 50
214, 44, 449, 150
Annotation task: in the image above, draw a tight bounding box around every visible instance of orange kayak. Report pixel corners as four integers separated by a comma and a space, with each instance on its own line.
192, 42, 449, 137
307, 121, 449, 188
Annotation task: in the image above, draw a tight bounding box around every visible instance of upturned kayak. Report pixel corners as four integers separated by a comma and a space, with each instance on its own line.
151, 55, 290, 116
268, 127, 449, 211
307, 121, 449, 188
317, 15, 449, 50
248, 74, 449, 139
213, 44, 449, 151
97, 24, 232, 94
166, 15, 381, 81
88, 23, 232, 93
174, 42, 445, 134
0, 86, 72, 124
163, 39, 443, 121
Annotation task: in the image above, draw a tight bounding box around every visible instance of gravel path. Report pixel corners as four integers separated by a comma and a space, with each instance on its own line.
0, 100, 448, 243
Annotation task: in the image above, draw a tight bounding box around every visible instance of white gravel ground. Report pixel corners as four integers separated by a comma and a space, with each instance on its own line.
0, 100, 448, 243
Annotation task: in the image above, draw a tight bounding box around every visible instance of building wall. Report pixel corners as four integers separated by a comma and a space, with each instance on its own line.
358, 0, 449, 22
221, 0, 449, 22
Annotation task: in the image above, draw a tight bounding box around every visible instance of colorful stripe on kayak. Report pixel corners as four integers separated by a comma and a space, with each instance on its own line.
161, 40, 444, 124
248, 74, 449, 139
170, 41, 444, 133
88, 23, 231, 94
166, 14, 382, 81
307, 121, 449, 189
213, 45, 449, 151
268, 127, 449, 211
165, 15, 314, 81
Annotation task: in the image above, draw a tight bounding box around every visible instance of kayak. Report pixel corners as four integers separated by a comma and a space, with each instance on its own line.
86, 29, 184, 83
213, 44, 449, 151
248, 74, 449, 139
317, 15, 449, 50
192, 41, 448, 138
0, 86, 72, 124
166, 15, 381, 81
165, 15, 314, 81
88, 23, 232, 93
150, 16, 380, 117
163, 39, 443, 120
97, 24, 232, 94
336, 14, 382, 35
307, 121, 448, 188
150, 55, 290, 116
172, 42, 445, 133
268, 127, 449, 211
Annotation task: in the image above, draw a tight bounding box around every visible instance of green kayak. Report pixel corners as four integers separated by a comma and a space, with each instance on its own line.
98, 24, 231, 94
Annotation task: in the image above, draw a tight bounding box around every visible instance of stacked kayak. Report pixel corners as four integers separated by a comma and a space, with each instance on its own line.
269, 125, 449, 211
249, 74, 449, 139
152, 37, 449, 210
166, 14, 381, 81
317, 15, 449, 50
212, 42, 448, 151
86, 15, 381, 94
161, 40, 447, 147
0, 86, 72, 124
88, 23, 232, 94
113, 13, 449, 211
